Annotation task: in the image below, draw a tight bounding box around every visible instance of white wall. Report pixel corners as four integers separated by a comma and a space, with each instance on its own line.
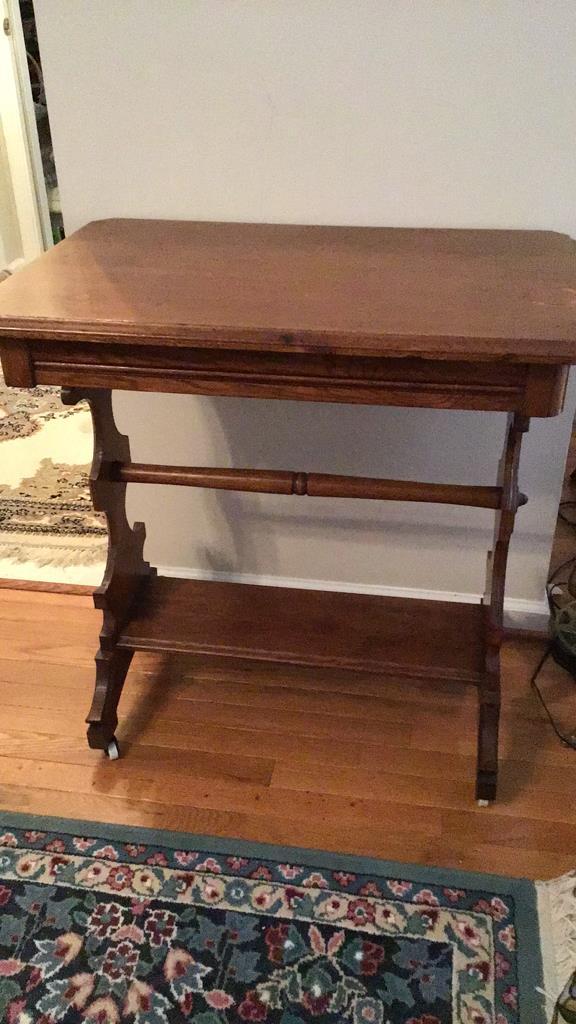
33, 0, 576, 610
0, 117, 22, 270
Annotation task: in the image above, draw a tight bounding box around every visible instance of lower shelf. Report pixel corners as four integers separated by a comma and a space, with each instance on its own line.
118, 576, 485, 683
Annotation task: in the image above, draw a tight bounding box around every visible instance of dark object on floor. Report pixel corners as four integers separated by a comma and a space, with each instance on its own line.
531, 546, 576, 749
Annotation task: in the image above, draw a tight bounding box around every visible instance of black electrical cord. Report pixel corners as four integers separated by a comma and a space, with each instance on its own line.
530, 513, 576, 748
558, 499, 576, 527
530, 644, 576, 749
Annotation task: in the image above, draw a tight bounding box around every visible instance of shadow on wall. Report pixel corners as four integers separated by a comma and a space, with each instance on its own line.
116, 392, 517, 592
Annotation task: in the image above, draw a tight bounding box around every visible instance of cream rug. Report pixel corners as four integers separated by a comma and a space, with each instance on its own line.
0, 369, 106, 584
538, 872, 576, 1021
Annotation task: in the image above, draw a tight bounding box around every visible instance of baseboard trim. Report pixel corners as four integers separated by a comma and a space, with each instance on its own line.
156, 564, 550, 633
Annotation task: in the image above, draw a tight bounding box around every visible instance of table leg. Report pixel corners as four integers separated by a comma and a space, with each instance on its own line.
478, 413, 529, 802
62, 388, 154, 755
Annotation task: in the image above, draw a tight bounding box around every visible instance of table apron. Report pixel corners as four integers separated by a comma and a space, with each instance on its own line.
0, 339, 569, 415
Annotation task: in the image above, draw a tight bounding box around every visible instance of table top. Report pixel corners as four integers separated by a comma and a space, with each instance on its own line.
0, 218, 574, 362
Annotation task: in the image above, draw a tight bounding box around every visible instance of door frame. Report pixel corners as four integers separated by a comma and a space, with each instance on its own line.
0, 0, 51, 264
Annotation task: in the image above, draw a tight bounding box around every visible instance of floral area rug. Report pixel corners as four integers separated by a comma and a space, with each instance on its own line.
0, 813, 545, 1024
0, 368, 106, 584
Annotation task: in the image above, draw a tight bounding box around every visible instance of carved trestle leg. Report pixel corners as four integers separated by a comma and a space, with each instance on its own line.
478, 413, 529, 802
62, 388, 154, 755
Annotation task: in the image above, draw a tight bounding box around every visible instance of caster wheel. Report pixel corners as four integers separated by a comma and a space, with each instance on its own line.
106, 738, 120, 760
477, 799, 490, 807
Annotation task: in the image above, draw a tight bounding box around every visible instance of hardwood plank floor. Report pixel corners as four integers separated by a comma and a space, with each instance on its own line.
0, 587, 574, 879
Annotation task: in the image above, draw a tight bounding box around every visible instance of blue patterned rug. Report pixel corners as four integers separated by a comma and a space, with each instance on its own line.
0, 813, 544, 1024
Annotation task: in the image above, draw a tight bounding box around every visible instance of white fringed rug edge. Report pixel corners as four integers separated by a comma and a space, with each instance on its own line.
537, 870, 576, 1014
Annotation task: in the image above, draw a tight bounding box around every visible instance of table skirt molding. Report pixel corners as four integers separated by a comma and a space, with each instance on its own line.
0, 336, 570, 417
151, 564, 551, 632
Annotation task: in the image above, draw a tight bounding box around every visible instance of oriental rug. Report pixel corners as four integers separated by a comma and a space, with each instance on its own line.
0, 812, 547, 1024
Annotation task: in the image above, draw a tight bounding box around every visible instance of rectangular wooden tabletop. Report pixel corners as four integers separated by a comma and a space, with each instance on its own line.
0, 219, 574, 362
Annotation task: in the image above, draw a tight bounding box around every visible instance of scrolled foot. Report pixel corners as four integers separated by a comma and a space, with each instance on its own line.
85, 647, 133, 754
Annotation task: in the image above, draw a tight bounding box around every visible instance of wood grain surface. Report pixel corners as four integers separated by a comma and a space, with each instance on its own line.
0, 219, 574, 362
117, 576, 485, 683
0, 587, 574, 878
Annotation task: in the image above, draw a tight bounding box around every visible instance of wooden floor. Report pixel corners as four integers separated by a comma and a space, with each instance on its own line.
0, 586, 575, 880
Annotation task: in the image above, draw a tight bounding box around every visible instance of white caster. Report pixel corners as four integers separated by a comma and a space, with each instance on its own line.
106, 738, 120, 760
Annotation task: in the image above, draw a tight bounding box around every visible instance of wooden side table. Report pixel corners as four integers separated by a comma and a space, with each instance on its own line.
1, 219, 574, 802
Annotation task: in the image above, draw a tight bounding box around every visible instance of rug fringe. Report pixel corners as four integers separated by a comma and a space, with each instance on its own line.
537, 870, 576, 1005
0, 540, 106, 569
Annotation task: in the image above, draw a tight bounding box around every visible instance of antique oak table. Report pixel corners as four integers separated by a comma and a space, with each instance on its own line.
1, 219, 575, 802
